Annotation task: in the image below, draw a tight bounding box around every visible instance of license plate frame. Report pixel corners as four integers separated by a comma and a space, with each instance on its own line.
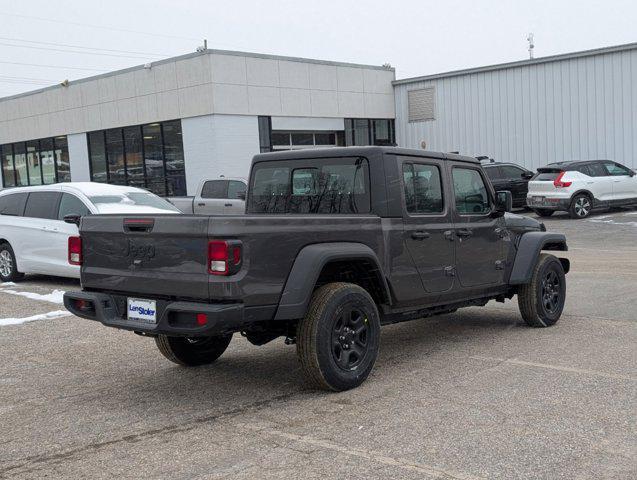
532, 196, 545, 205
127, 298, 157, 324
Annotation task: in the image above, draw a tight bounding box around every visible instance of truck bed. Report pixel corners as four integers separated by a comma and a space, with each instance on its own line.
80, 214, 384, 308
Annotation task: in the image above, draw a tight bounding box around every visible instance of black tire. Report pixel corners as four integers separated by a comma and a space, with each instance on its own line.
0, 242, 24, 282
518, 253, 566, 327
155, 334, 232, 366
296, 282, 381, 392
533, 209, 554, 217
569, 193, 592, 219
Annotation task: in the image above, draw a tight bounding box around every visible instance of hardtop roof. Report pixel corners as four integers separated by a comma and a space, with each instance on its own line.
252, 146, 479, 165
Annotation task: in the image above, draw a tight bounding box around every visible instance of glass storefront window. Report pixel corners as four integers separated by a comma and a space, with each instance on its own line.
88, 131, 107, 183
87, 120, 186, 196
1, 144, 15, 187
13, 142, 28, 186
39, 138, 56, 184
105, 129, 125, 185
54, 136, 71, 182
26, 141, 42, 185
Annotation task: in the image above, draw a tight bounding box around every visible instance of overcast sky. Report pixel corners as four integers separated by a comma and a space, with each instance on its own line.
0, 0, 635, 97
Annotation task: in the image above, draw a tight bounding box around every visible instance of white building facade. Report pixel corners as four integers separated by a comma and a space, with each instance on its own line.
0, 50, 396, 194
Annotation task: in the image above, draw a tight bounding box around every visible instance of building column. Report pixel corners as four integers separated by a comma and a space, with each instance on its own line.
67, 133, 91, 182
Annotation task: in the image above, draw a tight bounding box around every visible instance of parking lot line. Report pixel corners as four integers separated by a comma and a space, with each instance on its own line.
470, 356, 635, 382
241, 423, 485, 480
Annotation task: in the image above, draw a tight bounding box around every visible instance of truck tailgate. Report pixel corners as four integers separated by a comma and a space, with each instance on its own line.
80, 215, 210, 300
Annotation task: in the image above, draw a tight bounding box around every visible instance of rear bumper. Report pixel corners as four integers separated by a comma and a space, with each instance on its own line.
63, 290, 245, 337
526, 195, 571, 211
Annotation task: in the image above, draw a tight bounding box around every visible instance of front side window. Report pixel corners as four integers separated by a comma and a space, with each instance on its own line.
402, 163, 443, 214
603, 162, 632, 176
58, 193, 90, 220
483, 166, 501, 181
249, 157, 370, 214
499, 165, 525, 180
452, 168, 491, 214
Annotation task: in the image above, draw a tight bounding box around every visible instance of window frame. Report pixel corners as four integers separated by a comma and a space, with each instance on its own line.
400, 160, 446, 217
451, 165, 493, 216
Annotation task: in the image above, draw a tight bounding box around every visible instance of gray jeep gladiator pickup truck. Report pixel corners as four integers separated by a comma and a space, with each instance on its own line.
64, 147, 569, 391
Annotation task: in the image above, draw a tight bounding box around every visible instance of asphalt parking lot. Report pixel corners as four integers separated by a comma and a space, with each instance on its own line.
0, 209, 635, 479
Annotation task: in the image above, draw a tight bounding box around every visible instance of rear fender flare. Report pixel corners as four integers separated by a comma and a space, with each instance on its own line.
509, 232, 569, 285
274, 243, 390, 320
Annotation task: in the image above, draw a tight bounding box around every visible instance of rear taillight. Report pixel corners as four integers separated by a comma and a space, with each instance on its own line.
68, 236, 82, 265
208, 240, 242, 275
553, 171, 572, 188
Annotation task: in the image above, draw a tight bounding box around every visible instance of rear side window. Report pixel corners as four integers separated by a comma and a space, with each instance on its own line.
58, 193, 90, 220
575, 165, 592, 176
249, 156, 370, 214
201, 180, 227, 199
452, 168, 491, 214
24, 192, 61, 219
588, 163, 608, 177
402, 163, 443, 214
0, 193, 28, 216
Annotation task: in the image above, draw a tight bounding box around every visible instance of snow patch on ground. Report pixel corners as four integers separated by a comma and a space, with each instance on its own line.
0, 289, 65, 304
0, 282, 17, 287
0, 310, 70, 326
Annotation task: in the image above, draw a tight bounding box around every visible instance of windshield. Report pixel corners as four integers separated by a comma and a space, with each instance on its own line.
89, 192, 180, 214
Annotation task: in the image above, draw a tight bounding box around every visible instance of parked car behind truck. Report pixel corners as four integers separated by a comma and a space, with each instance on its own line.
64, 147, 569, 391
527, 160, 637, 218
0, 183, 180, 281
167, 178, 247, 215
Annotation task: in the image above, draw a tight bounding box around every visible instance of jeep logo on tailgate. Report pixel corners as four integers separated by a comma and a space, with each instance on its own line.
125, 240, 155, 263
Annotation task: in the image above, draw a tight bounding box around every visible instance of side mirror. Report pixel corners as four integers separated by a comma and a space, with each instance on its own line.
522, 172, 534, 180
236, 190, 246, 200
630, 170, 636, 177
63, 214, 81, 226
494, 191, 513, 215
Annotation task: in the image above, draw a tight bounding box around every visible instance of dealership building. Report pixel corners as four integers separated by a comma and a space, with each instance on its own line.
0, 42, 635, 194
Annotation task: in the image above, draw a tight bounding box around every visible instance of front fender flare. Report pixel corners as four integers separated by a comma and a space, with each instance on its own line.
509, 232, 568, 285
274, 242, 390, 320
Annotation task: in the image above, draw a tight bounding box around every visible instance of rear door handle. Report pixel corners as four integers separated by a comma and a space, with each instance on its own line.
225, 203, 233, 207
443, 230, 455, 241
411, 231, 430, 240
197, 202, 206, 206
456, 228, 473, 238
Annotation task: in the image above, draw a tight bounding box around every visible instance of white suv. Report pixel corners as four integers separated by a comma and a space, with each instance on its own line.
0, 183, 180, 282
527, 160, 637, 219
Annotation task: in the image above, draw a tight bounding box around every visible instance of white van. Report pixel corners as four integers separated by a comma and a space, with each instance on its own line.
0, 183, 180, 281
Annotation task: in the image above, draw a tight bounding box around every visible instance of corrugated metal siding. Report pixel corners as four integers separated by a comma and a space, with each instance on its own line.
395, 47, 637, 169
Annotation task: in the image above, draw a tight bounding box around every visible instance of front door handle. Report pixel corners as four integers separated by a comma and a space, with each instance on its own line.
411, 231, 430, 240
225, 203, 233, 207
197, 202, 206, 207
456, 228, 473, 238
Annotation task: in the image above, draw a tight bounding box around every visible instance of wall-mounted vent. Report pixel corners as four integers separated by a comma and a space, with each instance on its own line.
408, 87, 435, 122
